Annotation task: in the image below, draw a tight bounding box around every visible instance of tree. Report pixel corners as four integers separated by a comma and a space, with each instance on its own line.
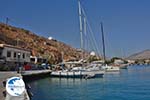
87, 55, 100, 63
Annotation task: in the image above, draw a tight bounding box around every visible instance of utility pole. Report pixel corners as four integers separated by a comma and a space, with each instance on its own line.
61, 51, 64, 63
6, 17, 10, 25
17, 38, 18, 46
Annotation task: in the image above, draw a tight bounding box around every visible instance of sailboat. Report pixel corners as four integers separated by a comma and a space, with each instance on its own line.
50, 0, 104, 78
100, 22, 120, 72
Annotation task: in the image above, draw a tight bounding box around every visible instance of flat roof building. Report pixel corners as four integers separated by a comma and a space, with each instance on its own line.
0, 44, 31, 63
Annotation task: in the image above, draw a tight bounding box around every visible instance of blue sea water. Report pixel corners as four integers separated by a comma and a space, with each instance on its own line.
28, 65, 150, 100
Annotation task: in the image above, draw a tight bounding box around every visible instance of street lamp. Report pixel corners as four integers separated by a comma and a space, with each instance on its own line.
17, 53, 21, 73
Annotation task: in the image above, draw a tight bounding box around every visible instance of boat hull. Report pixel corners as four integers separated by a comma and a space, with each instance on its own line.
101, 65, 120, 72
50, 71, 104, 78
105, 68, 120, 72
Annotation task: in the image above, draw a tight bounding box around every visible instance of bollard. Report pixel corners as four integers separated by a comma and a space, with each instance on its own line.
59, 72, 61, 78
73, 71, 75, 78
67, 71, 68, 78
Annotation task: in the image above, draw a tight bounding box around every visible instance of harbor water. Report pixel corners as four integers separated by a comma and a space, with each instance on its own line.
28, 65, 150, 100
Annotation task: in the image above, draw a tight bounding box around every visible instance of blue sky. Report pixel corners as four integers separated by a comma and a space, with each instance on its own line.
0, 0, 150, 57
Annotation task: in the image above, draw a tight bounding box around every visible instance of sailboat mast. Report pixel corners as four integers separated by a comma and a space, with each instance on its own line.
78, 0, 84, 59
83, 17, 86, 37
100, 22, 106, 63
83, 16, 86, 58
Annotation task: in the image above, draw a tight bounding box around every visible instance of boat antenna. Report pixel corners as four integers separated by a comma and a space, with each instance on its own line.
100, 22, 106, 64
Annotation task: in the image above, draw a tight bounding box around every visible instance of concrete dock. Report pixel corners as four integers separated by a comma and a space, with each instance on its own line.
22, 70, 51, 76
22, 70, 51, 83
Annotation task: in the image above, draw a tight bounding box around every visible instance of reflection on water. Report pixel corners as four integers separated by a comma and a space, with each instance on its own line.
28, 65, 150, 100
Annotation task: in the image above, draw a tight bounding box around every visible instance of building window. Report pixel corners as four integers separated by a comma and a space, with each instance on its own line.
0, 52, 2, 57
0, 48, 2, 57
23, 53, 25, 59
30, 58, 35, 62
14, 52, 16, 58
7, 51, 11, 57
17, 53, 21, 59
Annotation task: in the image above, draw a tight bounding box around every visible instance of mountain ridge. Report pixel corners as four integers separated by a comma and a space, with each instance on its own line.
127, 49, 150, 60
0, 23, 84, 64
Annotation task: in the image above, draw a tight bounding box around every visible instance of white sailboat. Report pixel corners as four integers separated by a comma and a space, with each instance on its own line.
101, 64, 120, 72
100, 22, 120, 72
51, 0, 104, 78
51, 61, 104, 78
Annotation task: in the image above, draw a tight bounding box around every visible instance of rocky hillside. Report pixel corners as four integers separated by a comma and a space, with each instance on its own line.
127, 49, 150, 60
0, 23, 83, 64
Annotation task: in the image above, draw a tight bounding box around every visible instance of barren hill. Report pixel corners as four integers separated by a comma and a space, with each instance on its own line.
0, 23, 83, 64
127, 49, 150, 60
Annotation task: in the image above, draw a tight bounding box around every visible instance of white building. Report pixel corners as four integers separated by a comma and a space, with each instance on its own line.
48, 36, 53, 40
0, 44, 31, 63
30, 56, 47, 64
127, 60, 135, 64
90, 51, 96, 56
114, 59, 124, 65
